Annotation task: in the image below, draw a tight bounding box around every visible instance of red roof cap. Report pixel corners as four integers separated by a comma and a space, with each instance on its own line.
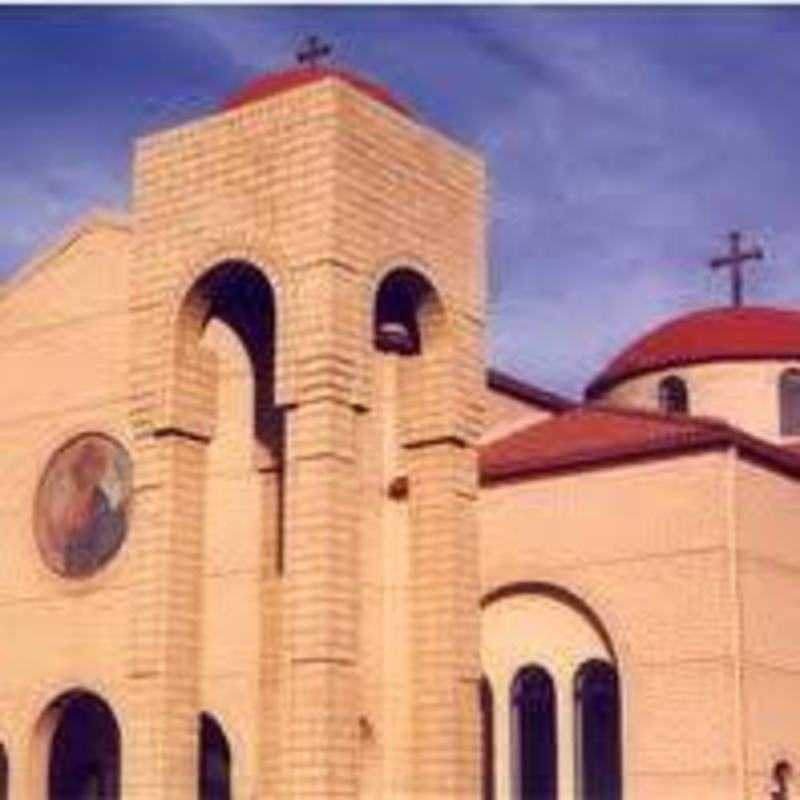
480, 404, 800, 484
221, 66, 413, 116
586, 306, 800, 398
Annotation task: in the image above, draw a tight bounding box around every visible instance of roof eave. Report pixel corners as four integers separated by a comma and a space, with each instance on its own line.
480, 408, 800, 486
480, 435, 731, 486
488, 368, 575, 413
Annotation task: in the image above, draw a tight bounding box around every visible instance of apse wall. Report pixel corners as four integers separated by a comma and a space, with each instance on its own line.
479, 448, 741, 799
734, 458, 800, 799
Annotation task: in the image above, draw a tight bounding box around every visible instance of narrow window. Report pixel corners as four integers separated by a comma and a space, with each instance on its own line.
780, 369, 800, 435
0, 743, 8, 800
658, 375, 689, 414
511, 666, 557, 800
575, 660, 622, 800
480, 676, 495, 800
199, 713, 231, 800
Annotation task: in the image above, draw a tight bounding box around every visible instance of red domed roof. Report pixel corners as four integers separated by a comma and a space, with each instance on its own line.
221, 66, 413, 117
586, 306, 800, 398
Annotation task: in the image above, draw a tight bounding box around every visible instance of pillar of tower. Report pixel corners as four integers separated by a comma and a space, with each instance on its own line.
282, 399, 360, 797
279, 258, 364, 798
406, 439, 481, 799
124, 429, 210, 799
257, 463, 284, 799
126, 231, 218, 796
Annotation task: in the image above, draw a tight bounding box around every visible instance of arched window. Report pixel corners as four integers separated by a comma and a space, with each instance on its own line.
779, 369, 800, 436
575, 660, 622, 800
511, 666, 557, 800
47, 691, 120, 799
480, 676, 495, 800
658, 375, 689, 414
199, 713, 231, 800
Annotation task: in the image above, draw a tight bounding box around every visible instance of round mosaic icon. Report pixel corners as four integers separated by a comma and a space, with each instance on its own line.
35, 434, 132, 578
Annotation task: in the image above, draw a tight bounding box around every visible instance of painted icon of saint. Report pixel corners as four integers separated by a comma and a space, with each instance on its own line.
36, 436, 131, 578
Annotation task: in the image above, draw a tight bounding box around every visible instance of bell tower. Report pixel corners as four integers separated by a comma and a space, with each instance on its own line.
128, 58, 486, 799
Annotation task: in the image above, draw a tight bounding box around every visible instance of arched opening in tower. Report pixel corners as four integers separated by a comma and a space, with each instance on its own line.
191, 261, 281, 464
374, 268, 444, 357
184, 260, 285, 572
47, 690, 120, 799
366, 267, 453, 789
372, 266, 448, 454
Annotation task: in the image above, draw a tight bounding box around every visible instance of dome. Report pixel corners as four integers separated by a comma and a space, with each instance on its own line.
586, 306, 800, 399
221, 66, 413, 117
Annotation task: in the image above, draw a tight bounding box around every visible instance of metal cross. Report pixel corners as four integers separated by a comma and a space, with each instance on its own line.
709, 230, 764, 308
296, 35, 332, 69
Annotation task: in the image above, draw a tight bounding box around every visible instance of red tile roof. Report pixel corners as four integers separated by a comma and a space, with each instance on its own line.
487, 368, 575, 413
480, 404, 800, 484
221, 66, 413, 117
586, 306, 800, 399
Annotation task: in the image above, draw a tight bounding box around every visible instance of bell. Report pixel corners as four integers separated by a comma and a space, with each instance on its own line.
375, 321, 415, 355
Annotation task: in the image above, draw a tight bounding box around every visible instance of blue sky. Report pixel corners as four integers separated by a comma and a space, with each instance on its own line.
4, 6, 800, 398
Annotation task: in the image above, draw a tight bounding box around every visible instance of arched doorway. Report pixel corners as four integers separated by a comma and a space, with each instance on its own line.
199, 713, 231, 800
47, 690, 120, 799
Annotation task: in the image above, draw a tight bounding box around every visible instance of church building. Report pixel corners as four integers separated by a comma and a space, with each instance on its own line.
1, 54, 799, 800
